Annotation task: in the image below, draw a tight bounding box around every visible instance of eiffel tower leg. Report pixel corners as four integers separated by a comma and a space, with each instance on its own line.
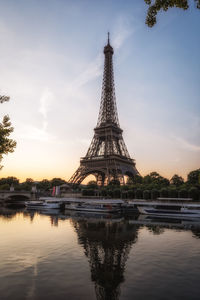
69, 166, 87, 184
121, 173, 125, 185
115, 172, 123, 185
104, 173, 110, 186
96, 174, 101, 186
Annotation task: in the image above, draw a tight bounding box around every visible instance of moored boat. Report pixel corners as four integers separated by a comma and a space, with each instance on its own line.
64, 198, 123, 213
25, 198, 62, 209
138, 203, 200, 219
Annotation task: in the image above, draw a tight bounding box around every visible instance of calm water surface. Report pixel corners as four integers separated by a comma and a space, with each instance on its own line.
0, 208, 200, 300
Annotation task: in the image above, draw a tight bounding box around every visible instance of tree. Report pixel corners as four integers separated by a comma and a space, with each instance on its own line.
0, 183, 9, 190
0, 176, 19, 186
113, 188, 121, 198
0, 95, 16, 169
189, 187, 199, 201
126, 189, 133, 199
20, 178, 35, 191
135, 188, 143, 199
170, 174, 184, 186
143, 190, 151, 200
143, 172, 169, 186
108, 179, 120, 186
127, 175, 143, 185
168, 187, 178, 198
37, 179, 51, 191
187, 169, 200, 185
0, 95, 10, 103
178, 189, 188, 198
50, 178, 66, 187
151, 189, 159, 200
160, 187, 168, 197
145, 0, 200, 27
87, 180, 98, 189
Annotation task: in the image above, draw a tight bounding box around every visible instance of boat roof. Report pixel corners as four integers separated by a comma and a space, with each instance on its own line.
39, 197, 61, 201
26, 201, 43, 203
157, 197, 193, 201
127, 200, 200, 207
62, 198, 123, 204
39, 197, 57, 200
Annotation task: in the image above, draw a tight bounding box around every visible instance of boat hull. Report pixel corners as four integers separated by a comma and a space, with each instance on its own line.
65, 205, 121, 213
25, 201, 60, 209
138, 206, 200, 219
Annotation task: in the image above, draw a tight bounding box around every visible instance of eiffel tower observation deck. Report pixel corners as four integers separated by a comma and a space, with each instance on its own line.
69, 34, 139, 185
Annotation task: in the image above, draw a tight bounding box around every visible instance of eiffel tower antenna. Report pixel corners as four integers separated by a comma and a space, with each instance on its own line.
69, 34, 139, 185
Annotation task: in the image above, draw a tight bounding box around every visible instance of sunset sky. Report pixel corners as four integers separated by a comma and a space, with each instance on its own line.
0, 0, 200, 182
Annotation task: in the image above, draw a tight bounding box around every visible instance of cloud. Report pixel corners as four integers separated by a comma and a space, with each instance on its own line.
17, 124, 55, 142
171, 135, 200, 152
112, 16, 134, 50
72, 54, 102, 88
63, 54, 103, 104
39, 88, 54, 131
62, 18, 134, 103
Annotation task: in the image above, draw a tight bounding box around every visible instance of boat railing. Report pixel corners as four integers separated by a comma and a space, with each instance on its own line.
157, 197, 193, 201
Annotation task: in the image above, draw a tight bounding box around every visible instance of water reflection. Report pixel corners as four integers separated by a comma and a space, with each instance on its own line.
0, 207, 23, 220
191, 228, 200, 239
0, 208, 200, 300
69, 212, 139, 300
68, 211, 200, 299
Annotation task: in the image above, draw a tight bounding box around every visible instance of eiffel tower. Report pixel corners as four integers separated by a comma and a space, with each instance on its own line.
69, 34, 139, 185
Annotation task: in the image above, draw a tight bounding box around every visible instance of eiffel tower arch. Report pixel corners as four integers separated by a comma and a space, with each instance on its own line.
69, 34, 139, 185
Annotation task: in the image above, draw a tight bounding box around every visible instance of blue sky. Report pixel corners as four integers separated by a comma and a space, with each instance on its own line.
0, 0, 200, 181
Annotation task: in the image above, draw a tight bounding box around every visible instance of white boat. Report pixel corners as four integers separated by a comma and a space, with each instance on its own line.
138, 203, 200, 219
64, 198, 123, 213
25, 197, 62, 209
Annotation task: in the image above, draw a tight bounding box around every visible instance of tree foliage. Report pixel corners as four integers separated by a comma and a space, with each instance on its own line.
189, 187, 199, 200
0, 95, 10, 103
0, 95, 16, 169
127, 175, 143, 185
0, 176, 19, 185
145, 0, 200, 27
108, 179, 120, 186
87, 180, 98, 189
143, 172, 169, 186
50, 177, 66, 187
37, 179, 51, 191
187, 169, 200, 185
170, 174, 184, 186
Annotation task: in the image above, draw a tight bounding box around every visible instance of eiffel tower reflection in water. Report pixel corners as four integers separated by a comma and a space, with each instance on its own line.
71, 214, 139, 300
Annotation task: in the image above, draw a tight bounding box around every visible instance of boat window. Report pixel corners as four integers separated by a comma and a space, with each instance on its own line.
156, 205, 181, 210
185, 207, 200, 210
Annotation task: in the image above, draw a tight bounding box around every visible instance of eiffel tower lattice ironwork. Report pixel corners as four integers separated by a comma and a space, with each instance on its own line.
69, 34, 139, 185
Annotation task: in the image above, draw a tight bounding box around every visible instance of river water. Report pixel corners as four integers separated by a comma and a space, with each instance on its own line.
0, 208, 200, 300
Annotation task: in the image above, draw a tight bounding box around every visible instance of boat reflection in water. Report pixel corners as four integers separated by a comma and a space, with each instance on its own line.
130, 213, 200, 228
67, 210, 139, 300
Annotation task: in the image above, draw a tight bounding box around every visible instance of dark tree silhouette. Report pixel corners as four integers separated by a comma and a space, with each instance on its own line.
170, 174, 184, 186
0, 114, 17, 169
0, 95, 10, 103
145, 0, 200, 27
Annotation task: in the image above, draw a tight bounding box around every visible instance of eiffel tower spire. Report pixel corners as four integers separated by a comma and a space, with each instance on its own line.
97, 33, 119, 127
69, 34, 139, 185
